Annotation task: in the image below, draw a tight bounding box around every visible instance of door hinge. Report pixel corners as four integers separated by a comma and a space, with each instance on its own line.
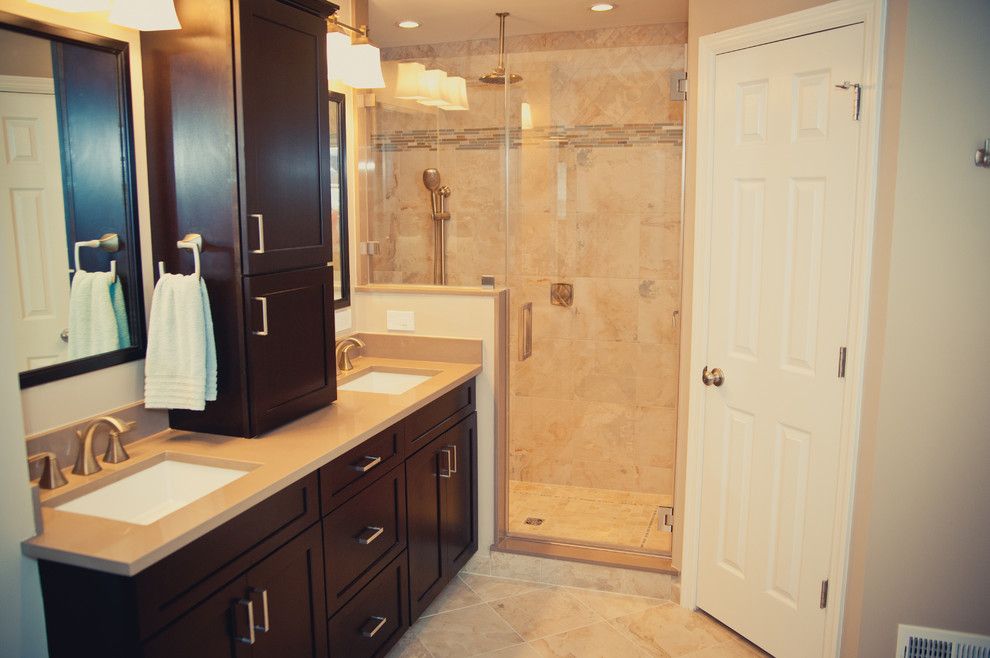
834, 81, 862, 121
658, 506, 674, 533
837, 347, 847, 379
670, 71, 687, 101
820, 579, 829, 609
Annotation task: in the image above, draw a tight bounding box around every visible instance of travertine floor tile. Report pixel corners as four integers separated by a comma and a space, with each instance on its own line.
422, 576, 484, 616
561, 587, 667, 620
530, 621, 657, 658
479, 643, 544, 657
610, 605, 727, 657
462, 573, 551, 602
416, 603, 524, 657
384, 634, 432, 658
489, 587, 601, 641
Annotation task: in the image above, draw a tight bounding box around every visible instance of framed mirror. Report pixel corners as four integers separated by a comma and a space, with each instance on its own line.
0, 13, 145, 388
329, 90, 350, 308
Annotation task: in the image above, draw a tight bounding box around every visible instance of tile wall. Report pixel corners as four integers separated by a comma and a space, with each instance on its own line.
361, 24, 685, 499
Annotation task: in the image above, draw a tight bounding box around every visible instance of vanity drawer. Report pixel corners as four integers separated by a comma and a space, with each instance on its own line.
324, 465, 407, 614
404, 379, 474, 454
328, 551, 409, 658
321, 425, 403, 513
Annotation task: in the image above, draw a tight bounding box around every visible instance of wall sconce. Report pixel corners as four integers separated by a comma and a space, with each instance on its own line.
327, 13, 385, 89
109, 0, 180, 31
440, 76, 469, 111
416, 69, 448, 106
521, 102, 533, 129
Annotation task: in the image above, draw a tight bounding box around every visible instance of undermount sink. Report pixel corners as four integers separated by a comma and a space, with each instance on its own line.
51, 455, 255, 526
338, 368, 437, 395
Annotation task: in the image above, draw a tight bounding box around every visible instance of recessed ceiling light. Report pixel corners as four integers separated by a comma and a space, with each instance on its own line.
590, 3, 615, 11
397, 20, 420, 29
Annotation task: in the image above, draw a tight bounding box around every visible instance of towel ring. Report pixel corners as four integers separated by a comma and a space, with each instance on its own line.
157, 233, 204, 279
74, 233, 120, 282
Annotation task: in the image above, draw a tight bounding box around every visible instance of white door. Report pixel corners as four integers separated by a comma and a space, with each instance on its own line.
0, 87, 71, 371
697, 24, 865, 657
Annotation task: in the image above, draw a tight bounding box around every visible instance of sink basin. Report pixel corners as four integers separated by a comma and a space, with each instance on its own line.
338, 368, 436, 395
52, 456, 253, 525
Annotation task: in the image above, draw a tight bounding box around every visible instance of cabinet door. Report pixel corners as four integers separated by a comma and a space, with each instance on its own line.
247, 524, 328, 658
239, 0, 332, 274
405, 438, 446, 621
142, 577, 249, 658
244, 266, 336, 435
442, 413, 478, 574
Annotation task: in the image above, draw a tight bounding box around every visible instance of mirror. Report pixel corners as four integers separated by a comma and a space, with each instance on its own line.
329, 90, 350, 308
0, 13, 145, 388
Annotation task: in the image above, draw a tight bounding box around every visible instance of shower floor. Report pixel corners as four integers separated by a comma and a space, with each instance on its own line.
508, 480, 673, 554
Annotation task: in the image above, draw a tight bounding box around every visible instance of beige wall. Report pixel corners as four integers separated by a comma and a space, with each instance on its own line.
0, 28, 52, 77
841, 0, 990, 654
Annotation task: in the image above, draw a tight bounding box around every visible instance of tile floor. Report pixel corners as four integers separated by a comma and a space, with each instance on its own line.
508, 480, 674, 553
386, 571, 770, 658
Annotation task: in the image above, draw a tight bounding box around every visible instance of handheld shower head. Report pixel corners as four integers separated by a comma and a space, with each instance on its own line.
423, 168, 441, 192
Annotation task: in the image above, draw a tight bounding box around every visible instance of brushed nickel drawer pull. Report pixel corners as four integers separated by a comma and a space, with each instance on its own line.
447, 444, 458, 474
234, 598, 256, 645
252, 297, 269, 336
361, 615, 387, 638
250, 213, 266, 254
439, 448, 453, 479
349, 455, 382, 473
357, 526, 384, 545
251, 588, 270, 633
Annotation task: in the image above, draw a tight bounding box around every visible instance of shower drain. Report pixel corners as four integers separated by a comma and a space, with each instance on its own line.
524, 517, 545, 526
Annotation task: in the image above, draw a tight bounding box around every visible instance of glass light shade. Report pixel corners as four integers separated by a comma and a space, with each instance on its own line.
394, 62, 427, 100
28, 0, 111, 11
521, 102, 534, 129
416, 69, 448, 106
326, 31, 352, 82
343, 42, 385, 89
108, 0, 180, 30
439, 76, 469, 111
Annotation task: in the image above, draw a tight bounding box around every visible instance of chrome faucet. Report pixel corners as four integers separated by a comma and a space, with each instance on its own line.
73, 416, 135, 476
335, 336, 366, 372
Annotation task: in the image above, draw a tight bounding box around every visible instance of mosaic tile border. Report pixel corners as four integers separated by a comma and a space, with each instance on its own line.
372, 122, 683, 152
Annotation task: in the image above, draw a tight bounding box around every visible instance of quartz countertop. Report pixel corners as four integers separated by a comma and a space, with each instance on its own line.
22, 355, 481, 576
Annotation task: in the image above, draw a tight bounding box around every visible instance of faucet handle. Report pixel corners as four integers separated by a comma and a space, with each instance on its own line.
103, 429, 130, 465
28, 452, 69, 490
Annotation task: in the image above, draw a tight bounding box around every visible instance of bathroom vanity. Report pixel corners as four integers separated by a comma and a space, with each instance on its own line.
26, 364, 479, 658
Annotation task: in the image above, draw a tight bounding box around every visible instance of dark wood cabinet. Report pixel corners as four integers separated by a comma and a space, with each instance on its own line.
239, 0, 332, 275
144, 524, 326, 658
141, 0, 337, 438
244, 266, 336, 434
38, 381, 477, 657
407, 412, 478, 621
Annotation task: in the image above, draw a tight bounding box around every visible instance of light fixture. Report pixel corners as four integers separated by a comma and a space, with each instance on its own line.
590, 3, 615, 11
439, 76, 469, 111
395, 62, 428, 100
27, 0, 111, 11
397, 20, 420, 29
326, 13, 385, 89
108, 0, 181, 30
417, 69, 448, 106
521, 102, 533, 129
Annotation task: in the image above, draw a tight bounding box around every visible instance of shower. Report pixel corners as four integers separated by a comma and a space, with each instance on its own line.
423, 168, 451, 285
479, 12, 522, 85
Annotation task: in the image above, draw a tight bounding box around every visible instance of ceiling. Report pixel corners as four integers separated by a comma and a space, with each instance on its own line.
368, 0, 688, 48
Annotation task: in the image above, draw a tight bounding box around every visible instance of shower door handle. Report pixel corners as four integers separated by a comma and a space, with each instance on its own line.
519, 303, 533, 361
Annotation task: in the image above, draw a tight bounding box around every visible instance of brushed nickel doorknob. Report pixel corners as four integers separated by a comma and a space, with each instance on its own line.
702, 366, 725, 387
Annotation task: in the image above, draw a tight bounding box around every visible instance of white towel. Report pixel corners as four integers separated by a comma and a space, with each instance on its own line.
68, 271, 121, 359
144, 274, 218, 410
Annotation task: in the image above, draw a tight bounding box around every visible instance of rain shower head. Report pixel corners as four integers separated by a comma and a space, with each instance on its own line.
480, 12, 522, 85
423, 168, 441, 191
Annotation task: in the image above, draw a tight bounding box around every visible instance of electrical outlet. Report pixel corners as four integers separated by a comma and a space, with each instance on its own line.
386, 310, 415, 331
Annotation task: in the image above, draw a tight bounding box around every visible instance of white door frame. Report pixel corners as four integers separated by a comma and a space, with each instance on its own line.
681, 1, 887, 656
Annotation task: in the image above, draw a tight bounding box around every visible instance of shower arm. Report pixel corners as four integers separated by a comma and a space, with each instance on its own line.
496, 12, 507, 71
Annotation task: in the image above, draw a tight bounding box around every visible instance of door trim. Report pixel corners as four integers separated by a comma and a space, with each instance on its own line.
681, 1, 887, 656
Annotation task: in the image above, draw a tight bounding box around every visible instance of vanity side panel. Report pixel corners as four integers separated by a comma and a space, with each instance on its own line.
141, 0, 251, 436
